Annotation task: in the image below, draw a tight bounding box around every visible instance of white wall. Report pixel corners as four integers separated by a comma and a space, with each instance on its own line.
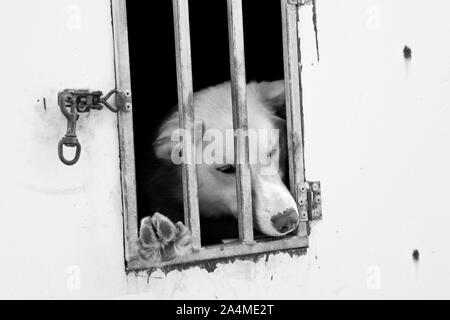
0, 0, 449, 299
0, 0, 126, 299
302, 0, 450, 299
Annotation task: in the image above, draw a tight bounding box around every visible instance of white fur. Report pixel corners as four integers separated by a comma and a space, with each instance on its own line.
154, 81, 299, 237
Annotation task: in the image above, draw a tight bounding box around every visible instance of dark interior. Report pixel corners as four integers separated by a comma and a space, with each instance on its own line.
126, 0, 285, 243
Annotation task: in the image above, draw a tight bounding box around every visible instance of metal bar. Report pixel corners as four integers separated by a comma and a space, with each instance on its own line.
227, 0, 254, 245
111, 0, 138, 261
129, 236, 308, 270
281, 0, 309, 237
173, 0, 202, 251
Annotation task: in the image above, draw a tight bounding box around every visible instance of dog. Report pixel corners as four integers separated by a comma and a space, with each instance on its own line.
137, 80, 300, 262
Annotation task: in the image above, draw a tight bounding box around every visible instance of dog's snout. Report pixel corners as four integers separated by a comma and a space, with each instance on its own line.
271, 208, 299, 234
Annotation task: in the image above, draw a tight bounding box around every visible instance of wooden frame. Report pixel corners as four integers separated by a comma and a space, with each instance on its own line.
112, 0, 311, 271
111, 0, 138, 262
281, 0, 310, 237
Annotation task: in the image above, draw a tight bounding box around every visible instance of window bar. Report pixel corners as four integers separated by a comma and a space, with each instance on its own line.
227, 0, 254, 245
172, 0, 202, 250
281, 0, 309, 237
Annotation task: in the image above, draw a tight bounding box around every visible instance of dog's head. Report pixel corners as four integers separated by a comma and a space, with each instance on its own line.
154, 80, 299, 237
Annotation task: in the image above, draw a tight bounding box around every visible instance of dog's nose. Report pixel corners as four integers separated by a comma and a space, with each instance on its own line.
271, 208, 299, 234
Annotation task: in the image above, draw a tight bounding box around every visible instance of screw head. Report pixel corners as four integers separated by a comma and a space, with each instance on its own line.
125, 103, 132, 111
312, 183, 319, 191
315, 196, 321, 204
124, 90, 131, 97
299, 184, 307, 193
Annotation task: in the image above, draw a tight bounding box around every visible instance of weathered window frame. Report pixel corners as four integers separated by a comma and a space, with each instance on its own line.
112, 0, 318, 271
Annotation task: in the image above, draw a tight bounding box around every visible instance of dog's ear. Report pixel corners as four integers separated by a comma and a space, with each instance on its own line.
153, 118, 205, 162
257, 80, 286, 119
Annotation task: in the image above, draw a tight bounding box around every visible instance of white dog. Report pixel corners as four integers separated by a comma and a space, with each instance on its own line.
137, 80, 299, 262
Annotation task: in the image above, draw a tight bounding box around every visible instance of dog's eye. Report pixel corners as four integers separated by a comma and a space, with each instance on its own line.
217, 164, 235, 174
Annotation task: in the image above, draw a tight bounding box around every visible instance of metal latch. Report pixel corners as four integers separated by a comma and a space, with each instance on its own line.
297, 181, 322, 222
57, 89, 131, 166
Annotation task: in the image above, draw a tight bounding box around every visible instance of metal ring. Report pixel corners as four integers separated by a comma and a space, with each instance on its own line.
58, 137, 81, 166
99, 89, 121, 112
102, 89, 119, 101
99, 89, 120, 113
98, 100, 119, 112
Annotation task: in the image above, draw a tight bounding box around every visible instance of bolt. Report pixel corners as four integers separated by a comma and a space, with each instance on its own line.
312, 183, 319, 191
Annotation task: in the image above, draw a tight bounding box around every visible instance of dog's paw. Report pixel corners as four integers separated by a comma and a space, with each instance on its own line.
137, 213, 192, 262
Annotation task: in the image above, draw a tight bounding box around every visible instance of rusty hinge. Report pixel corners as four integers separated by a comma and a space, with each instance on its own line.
297, 181, 322, 222
57, 89, 132, 166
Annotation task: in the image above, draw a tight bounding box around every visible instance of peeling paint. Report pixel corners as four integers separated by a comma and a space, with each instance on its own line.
127, 248, 307, 276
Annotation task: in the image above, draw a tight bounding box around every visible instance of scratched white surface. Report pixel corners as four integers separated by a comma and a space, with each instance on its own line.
0, 0, 449, 299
